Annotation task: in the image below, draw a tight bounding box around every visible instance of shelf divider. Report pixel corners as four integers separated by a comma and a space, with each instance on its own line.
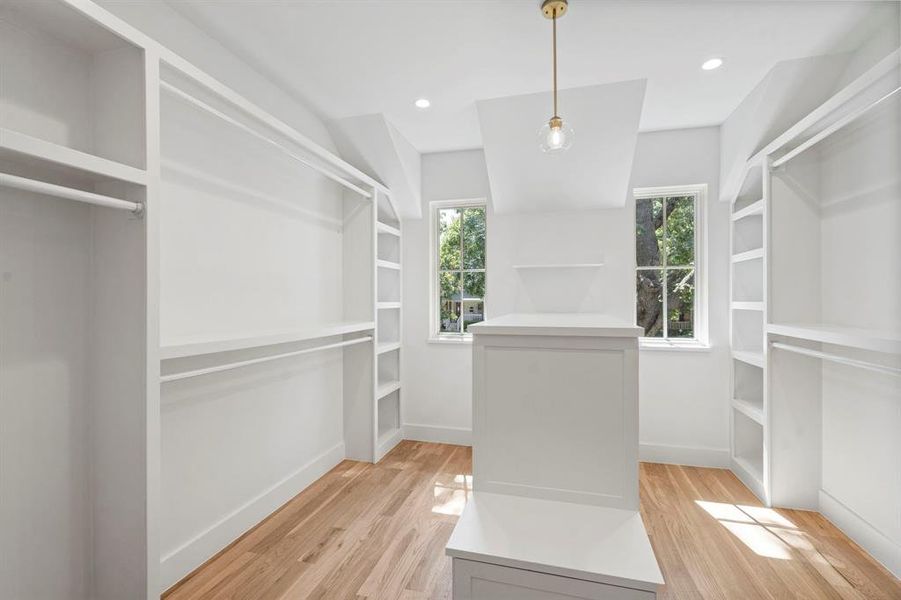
732, 398, 764, 425
731, 248, 764, 263
732, 350, 765, 369
731, 198, 764, 221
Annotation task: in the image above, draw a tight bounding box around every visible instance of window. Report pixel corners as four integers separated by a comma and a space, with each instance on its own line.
634, 185, 707, 346
430, 199, 487, 340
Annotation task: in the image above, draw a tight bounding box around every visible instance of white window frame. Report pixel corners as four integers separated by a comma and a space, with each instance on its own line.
633, 184, 709, 351
428, 198, 488, 344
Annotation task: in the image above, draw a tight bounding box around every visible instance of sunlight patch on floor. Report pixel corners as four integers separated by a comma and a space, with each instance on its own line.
432, 474, 472, 516
695, 500, 800, 560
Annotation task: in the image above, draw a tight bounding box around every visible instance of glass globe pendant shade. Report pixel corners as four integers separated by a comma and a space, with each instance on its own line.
538, 116, 574, 153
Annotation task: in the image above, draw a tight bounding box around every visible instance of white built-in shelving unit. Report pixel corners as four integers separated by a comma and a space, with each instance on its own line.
729, 160, 768, 503
375, 192, 404, 461
728, 47, 901, 573
0, 1, 152, 597
0, 0, 405, 596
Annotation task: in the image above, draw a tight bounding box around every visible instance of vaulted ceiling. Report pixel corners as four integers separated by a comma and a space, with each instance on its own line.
167, 0, 894, 153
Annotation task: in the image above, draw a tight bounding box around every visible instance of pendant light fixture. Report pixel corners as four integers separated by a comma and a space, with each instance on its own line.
538, 0, 573, 153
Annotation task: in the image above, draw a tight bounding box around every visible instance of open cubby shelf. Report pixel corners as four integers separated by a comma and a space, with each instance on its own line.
732, 350, 765, 369
731, 247, 764, 263
731, 198, 764, 221
732, 408, 765, 495
377, 221, 400, 237
732, 398, 764, 425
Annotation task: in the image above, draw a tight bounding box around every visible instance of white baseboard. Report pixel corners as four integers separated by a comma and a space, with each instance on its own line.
819, 489, 901, 578
403, 423, 472, 446
398, 430, 729, 470
159, 441, 346, 592
640, 442, 730, 468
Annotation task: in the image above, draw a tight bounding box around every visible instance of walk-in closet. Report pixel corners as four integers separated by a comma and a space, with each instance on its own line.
1, 0, 898, 598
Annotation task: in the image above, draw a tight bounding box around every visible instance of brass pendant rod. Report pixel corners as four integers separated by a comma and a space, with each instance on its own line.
552, 11, 558, 118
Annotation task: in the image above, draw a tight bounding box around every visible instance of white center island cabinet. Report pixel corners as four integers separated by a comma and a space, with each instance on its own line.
447, 313, 663, 599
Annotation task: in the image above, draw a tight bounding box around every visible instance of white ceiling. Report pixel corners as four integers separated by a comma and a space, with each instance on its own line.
168, 0, 895, 154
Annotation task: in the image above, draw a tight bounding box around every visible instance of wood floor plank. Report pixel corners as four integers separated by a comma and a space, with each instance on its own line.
165, 444, 900, 600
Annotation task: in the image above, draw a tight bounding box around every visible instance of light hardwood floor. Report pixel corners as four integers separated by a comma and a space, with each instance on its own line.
164, 441, 900, 600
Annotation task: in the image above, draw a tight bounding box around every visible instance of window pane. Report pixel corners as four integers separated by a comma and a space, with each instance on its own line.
439, 208, 461, 270
665, 196, 695, 267
636, 197, 663, 266
636, 269, 663, 337
667, 268, 695, 338
462, 207, 486, 269
439, 271, 462, 333
462, 272, 485, 332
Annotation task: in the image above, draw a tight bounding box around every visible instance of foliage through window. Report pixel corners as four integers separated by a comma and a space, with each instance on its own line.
635, 190, 698, 339
436, 203, 486, 336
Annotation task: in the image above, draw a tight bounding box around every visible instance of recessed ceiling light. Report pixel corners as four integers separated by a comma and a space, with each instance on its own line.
415, 98, 431, 109
701, 58, 723, 71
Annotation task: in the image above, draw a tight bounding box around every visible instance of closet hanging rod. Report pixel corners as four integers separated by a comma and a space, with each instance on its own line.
160, 335, 373, 383
159, 81, 372, 199
0, 172, 143, 215
771, 342, 901, 377
771, 85, 901, 169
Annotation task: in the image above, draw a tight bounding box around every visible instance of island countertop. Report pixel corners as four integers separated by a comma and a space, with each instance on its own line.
467, 313, 642, 337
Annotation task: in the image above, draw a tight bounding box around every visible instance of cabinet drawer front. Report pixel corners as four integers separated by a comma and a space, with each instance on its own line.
453, 559, 656, 600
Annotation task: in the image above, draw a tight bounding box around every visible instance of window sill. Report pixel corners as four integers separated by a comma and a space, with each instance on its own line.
640, 339, 711, 352
428, 335, 473, 345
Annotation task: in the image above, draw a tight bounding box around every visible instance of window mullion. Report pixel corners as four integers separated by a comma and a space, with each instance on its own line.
662, 197, 668, 339
459, 210, 465, 333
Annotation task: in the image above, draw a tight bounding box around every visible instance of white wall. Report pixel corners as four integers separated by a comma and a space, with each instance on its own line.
403, 150, 487, 445
93, 1, 350, 591
403, 128, 730, 465
631, 128, 730, 466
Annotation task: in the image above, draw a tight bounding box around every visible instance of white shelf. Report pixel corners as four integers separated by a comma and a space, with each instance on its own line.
377, 302, 401, 310
512, 263, 604, 270
376, 259, 401, 271
731, 199, 764, 221
446, 493, 664, 591
732, 350, 765, 369
377, 342, 401, 355
731, 248, 764, 263
767, 322, 901, 355
377, 221, 400, 237
160, 321, 375, 360
0, 128, 147, 185
376, 380, 401, 399
731, 398, 764, 425
731, 301, 764, 312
